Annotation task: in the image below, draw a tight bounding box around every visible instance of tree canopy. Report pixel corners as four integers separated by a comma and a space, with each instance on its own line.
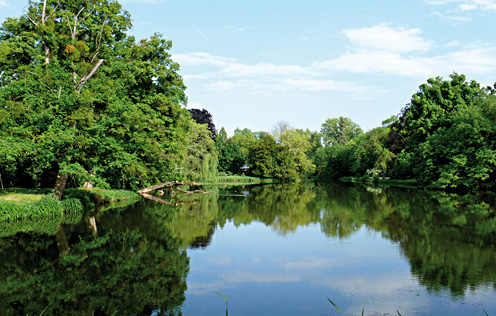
0, 0, 190, 196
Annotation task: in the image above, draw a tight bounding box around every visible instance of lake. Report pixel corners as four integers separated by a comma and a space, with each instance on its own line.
1, 182, 495, 315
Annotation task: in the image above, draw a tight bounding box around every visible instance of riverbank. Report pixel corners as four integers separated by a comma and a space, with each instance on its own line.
0, 188, 141, 222
339, 176, 419, 188
206, 175, 281, 185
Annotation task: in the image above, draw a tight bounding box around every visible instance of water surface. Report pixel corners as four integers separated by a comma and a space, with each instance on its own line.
1, 182, 495, 315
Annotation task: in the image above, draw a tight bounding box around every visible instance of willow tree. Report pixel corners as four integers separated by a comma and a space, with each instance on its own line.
0, 0, 189, 197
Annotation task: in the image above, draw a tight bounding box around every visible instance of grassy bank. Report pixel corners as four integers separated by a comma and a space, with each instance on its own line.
0, 188, 141, 222
339, 176, 419, 188
0, 192, 82, 222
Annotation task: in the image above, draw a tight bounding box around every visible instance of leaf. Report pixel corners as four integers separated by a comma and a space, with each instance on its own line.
216, 292, 229, 316
327, 298, 344, 315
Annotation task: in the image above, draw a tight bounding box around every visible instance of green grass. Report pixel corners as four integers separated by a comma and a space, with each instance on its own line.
0, 188, 51, 204
0, 188, 141, 222
0, 193, 64, 222
65, 188, 141, 207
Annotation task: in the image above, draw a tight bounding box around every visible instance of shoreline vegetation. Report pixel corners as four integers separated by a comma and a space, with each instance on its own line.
0, 174, 485, 224
0, 1, 494, 221
339, 176, 419, 188
0, 188, 141, 222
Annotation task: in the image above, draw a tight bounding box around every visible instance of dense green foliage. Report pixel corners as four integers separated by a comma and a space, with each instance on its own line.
313, 73, 496, 192
390, 74, 496, 191
0, 0, 190, 193
216, 123, 314, 180
0, 1, 493, 193
182, 120, 219, 182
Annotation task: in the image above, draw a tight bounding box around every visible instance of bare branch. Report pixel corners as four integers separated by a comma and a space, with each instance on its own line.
73, 7, 85, 38
26, 14, 38, 26
75, 59, 104, 93
25, 71, 55, 94
73, 71, 78, 87
78, 6, 95, 25
91, 20, 106, 63
66, 7, 85, 39
74, 7, 86, 21
41, 0, 47, 25
45, 2, 60, 21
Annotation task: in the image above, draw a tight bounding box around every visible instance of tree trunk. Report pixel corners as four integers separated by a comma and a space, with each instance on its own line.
53, 172, 69, 200
86, 216, 98, 237
55, 225, 70, 255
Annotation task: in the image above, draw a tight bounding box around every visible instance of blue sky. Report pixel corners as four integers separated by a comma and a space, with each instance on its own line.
2, 0, 496, 135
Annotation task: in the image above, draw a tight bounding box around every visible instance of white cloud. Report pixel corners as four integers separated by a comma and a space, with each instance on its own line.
342, 23, 432, 53
317, 48, 496, 78
427, 0, 496, 11
444, 40, 462, 47
316, 23, 496, 79
0, 0, 7, 7
219, 63, 315, 78
183, 74, 210, 80
462, 0, 496, 10
425, 0, 459, 4
204, 80, 266, 91
432, 11, 471, 22
316, 51, 433, 77
173, 52, 236, 67
460, 3, 479, 9
225, 25, 245, 32
281, 79, 363, 92
176, 52, 375, 95
284, 257, 338, 269
175, 53, 315, 78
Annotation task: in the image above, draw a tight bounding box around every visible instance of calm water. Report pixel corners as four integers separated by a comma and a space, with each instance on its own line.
1, 182, 495, 315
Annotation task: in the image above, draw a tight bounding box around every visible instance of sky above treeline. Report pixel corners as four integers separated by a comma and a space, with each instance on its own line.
2, 0, 496, 136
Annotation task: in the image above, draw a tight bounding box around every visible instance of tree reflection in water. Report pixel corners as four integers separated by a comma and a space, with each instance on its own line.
167, 182, 496, 297
1, 182, 495, 315
0, 201, 189, 315
173, 182, 496, 298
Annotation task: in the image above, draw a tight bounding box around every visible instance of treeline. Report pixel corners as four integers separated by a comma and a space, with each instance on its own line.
313, 73, 496, 193
209, 73, 496, 193
0, 1, 495, 196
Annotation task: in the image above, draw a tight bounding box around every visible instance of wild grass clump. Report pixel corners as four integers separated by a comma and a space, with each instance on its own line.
0, 193, 62, 222
59, 198, 84, 214
0, 187, 140, 223
0, 216, 62, 237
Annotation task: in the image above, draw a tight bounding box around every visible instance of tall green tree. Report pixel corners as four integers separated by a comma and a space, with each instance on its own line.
321, 116, 362, 146
0, 0, 190, 196
218, 143, 246, 174
389, 73, 496, 190
181, 121, 218, 182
